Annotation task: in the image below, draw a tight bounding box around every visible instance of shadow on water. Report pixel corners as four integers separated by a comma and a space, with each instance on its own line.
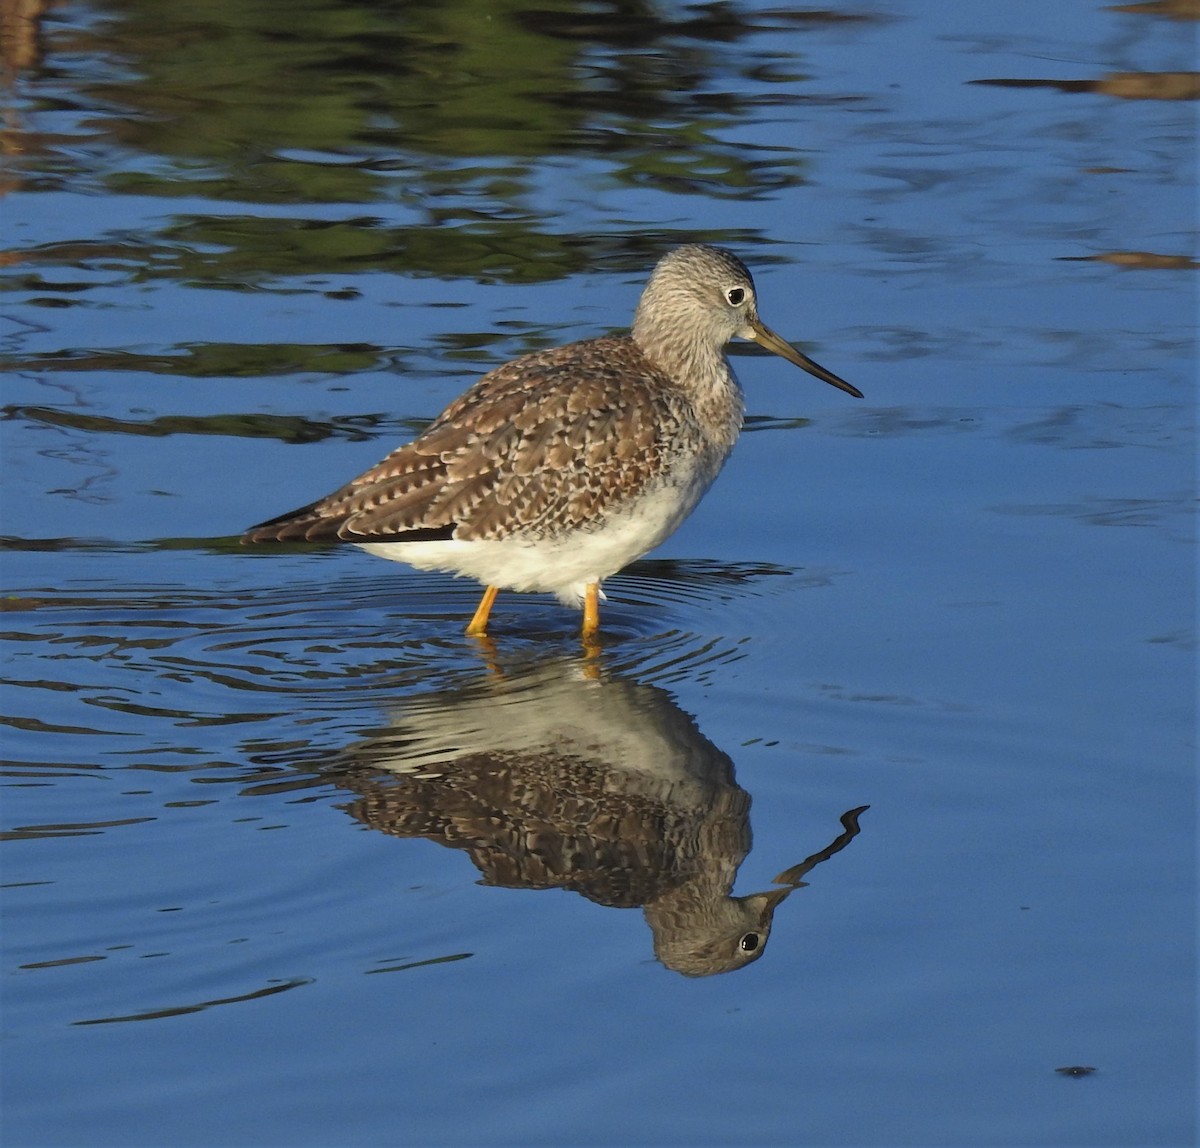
241, 657, 869, 978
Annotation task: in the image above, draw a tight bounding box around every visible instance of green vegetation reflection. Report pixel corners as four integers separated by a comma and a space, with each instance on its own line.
57, 0, 850, 203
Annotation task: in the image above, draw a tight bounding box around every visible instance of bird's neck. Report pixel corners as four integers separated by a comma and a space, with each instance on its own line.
631, 321, 744, 449
631, 314, 736, 397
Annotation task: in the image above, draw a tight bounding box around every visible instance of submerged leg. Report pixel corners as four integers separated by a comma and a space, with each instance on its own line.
466, 585, 499, 636
581, 582, 601, 640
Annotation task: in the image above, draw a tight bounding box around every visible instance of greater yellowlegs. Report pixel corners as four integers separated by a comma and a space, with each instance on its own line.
242, 244, 862, 637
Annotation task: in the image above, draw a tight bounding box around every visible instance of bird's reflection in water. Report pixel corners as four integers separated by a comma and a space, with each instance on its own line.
327, 660, 867, 977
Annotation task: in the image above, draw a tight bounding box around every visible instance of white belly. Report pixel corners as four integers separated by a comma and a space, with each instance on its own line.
355, 465, 718, 607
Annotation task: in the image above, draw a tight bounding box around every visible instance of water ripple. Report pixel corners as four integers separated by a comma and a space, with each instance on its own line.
2, 560, 809, 777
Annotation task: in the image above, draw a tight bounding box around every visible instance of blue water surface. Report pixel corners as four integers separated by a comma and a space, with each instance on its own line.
1, 1, 1195, 1145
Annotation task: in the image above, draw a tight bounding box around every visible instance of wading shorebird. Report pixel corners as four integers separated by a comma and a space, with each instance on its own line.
242, 244, 862, 638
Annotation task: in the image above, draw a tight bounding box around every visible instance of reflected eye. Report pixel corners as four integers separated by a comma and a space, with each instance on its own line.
739, 932, 760, 953
725, 287, 746, 306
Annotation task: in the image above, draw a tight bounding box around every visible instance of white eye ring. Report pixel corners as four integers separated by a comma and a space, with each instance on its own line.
725, 286, 747, 306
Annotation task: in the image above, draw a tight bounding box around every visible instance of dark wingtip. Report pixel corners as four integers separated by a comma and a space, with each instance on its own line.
241, 514, 458, 545
241, 502, 342, 544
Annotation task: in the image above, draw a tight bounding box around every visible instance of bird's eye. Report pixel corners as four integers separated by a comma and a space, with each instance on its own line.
725, 287, 746, 306
739, 932, 760, 953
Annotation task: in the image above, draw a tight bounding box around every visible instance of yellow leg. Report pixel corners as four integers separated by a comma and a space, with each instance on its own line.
466, 585, 499, 636
581, 582, 600, 641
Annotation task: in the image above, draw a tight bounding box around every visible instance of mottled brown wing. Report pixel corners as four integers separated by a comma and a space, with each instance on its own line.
242, 336, 685, 544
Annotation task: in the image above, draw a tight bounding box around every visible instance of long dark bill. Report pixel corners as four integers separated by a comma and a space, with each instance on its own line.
748, 319, 864, 399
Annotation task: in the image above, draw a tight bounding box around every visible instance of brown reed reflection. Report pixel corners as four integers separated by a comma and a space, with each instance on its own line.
0, 0, 51, 85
